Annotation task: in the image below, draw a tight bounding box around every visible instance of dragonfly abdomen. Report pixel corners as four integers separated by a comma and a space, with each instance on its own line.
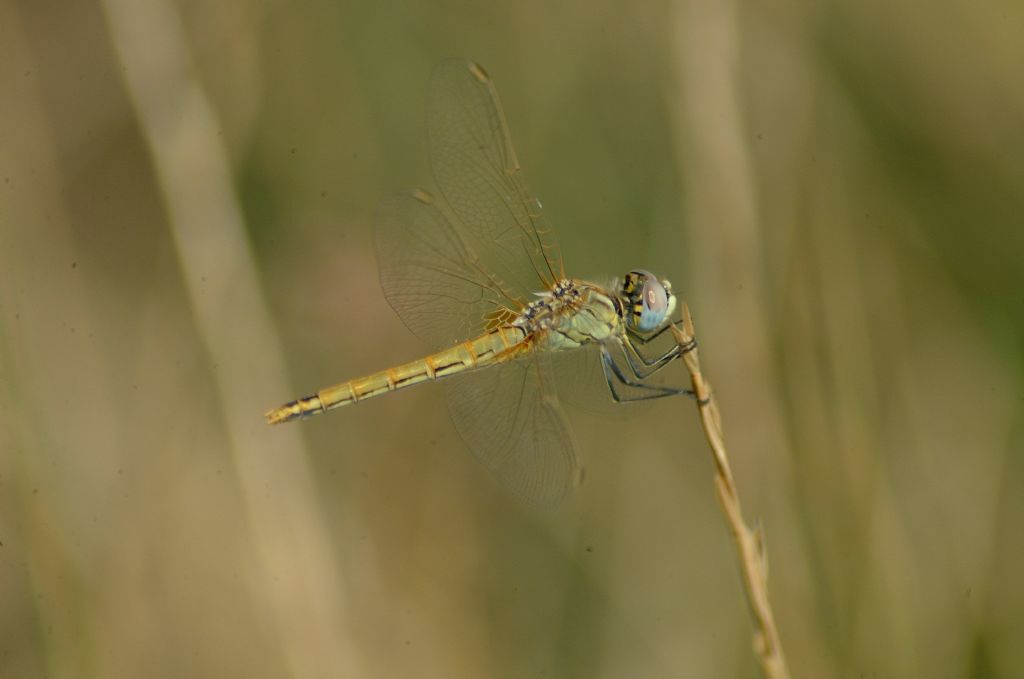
265, 326, 527, 424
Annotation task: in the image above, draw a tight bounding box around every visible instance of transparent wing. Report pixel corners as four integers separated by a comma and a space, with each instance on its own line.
374, 61, 581, 506
375, 190, 522, 349
445, 350, 583, 508
428, 59, 563, 299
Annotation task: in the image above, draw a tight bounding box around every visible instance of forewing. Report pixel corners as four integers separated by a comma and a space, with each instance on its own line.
375, 190, 522, 349
428, 59, 563, 299
445, 351, 583, 508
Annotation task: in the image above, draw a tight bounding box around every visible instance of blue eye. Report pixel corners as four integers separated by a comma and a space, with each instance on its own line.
636, 277, 669, 331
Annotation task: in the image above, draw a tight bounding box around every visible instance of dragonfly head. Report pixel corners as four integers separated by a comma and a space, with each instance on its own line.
620, 270, 677, 333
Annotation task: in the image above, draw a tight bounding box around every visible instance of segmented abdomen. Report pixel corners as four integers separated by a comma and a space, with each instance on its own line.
265, 326, 528, 424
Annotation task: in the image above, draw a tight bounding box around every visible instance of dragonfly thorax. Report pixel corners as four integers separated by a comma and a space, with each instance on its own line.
516, 279, 622, 350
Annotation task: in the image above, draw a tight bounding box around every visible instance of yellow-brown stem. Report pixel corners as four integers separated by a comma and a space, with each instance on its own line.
672, 303, 791, 679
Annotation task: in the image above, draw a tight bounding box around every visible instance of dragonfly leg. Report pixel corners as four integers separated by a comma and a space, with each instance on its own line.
627, 322, 675, 345
601, 345, 695, 403
618, 334, 684, 380
622, 321, 696, 348
628, 321, 697, 352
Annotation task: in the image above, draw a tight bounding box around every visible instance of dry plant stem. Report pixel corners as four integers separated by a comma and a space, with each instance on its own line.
100, 0, 361, 675
672, 303, 791, 679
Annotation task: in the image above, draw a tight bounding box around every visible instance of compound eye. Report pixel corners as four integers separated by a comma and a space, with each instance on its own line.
635, 276, 669, 332
643, 278, 668, 315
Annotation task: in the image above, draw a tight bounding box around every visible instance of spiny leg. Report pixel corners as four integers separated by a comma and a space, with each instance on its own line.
600, 345, 696, 403
627, 321, 697, 351
618, 331, 692, 380
622, 324, 697, 375
626, 321, 677, 345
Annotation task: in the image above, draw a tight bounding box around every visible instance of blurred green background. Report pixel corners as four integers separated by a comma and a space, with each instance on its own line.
2, 0, 1022, 677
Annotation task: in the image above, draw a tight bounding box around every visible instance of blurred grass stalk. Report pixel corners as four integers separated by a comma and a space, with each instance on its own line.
98, 0, 361, 676
674, 306, 791, 679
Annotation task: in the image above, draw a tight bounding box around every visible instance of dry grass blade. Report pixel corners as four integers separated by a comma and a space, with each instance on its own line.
671, 303, 791, 679
99, 0, 361, 675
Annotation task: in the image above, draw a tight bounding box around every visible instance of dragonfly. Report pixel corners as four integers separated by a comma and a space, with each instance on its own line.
266, 60, 695, 507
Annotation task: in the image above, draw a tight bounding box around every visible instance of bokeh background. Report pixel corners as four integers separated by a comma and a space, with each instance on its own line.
2, 0, 1022, 677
